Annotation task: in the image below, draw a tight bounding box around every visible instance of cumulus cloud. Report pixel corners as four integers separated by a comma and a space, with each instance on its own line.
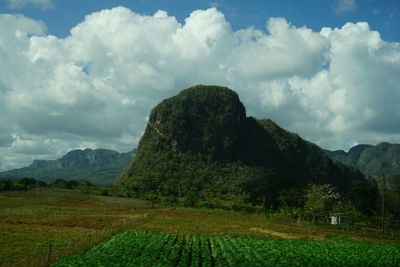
0, 7, 399, 170
231, 18, 327, 80
334, 0, 357, 14
5, 0, 54, 10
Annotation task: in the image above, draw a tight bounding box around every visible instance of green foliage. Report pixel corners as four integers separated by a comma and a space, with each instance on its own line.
0, 177, 48, 192
142, 193, 160, 206
278, 207, 303, 220
387, 174, 400, 193
99, 188, 109, 196
160, 196, 179, 207
134, 172, 162, 193
348, 180, 378, 215
265, 207, 304, 224
18, 177, 38, 191
344, 210, 367, 224
381, 174, 400, 221
183, 188, 199, 207
51, 179, 79, 189
238, 167, 282, 211
54, 231, 400, 266
324, 234, 352, 242
277, 188, 305, 208
143, 85, 246, 161
0, 178, 14, 191
304, 184, 341, 221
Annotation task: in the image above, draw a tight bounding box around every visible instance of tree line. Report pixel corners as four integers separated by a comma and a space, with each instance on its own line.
0, 177, 96, 191
113, 169, 400, 229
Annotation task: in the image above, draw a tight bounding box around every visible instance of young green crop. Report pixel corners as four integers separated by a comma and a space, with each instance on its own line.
53, 231, 400, 267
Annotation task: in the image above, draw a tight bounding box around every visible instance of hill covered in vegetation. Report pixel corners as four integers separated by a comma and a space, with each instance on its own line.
0, 148, 136, 186
117, 85, 367, 210
325, 142, 400, 179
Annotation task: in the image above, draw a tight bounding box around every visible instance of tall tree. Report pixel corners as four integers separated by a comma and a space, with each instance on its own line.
0, 179, 14, 191
348, 180, 378, 215
240, 168, 280, 211
304, 184, 341, 223
18, 177, 37, 191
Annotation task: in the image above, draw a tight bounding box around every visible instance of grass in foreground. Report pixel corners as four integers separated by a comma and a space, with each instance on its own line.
1, 189, 399, 266
128, 208, 400, 244
53, 230, 400, 267
0, 188, 151, 266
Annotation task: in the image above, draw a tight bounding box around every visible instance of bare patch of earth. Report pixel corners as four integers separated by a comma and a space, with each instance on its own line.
250, 227, 300, 239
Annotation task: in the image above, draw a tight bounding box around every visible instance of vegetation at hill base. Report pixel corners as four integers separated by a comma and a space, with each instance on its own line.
0, 177, 104, 192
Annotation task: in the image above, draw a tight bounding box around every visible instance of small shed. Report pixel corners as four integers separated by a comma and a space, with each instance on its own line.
330, 213, 348, 225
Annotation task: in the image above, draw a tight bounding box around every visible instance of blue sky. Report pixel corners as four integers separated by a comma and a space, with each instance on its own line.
1, 0, 399, 40
0, 0, 400, 170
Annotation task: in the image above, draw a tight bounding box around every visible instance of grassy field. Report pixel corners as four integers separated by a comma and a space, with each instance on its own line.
128, 208, 400, 243
0, 189, 151, 266
1, 189, 399, 266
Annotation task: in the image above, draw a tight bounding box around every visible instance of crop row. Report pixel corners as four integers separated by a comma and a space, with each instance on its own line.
53, 231, 400, 266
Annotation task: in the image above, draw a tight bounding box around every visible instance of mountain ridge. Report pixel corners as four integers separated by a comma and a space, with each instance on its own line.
325, 142, 400, 178
0, 148, 136, 186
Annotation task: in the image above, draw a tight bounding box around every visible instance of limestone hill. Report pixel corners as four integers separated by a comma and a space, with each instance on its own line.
117, 85, 366, 206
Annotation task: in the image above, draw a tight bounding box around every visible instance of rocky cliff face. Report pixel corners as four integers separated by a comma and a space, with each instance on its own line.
117, 85, 365, 195
137, 85, 246, 161
58, 149, 126, 169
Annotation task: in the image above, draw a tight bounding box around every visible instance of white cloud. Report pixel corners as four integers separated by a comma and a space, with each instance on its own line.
231, 18, 328, 80
0, 7, 400, 170
321, 22, 400, 134
5, 0, 54, 10
335, 0, 357, 14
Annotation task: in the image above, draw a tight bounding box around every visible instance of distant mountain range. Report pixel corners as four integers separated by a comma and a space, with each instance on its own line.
2, 139, 399, 187
0, 148, 136, 186
325, 142, 400, 179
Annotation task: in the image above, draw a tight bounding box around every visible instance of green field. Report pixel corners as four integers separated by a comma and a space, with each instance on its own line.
53, 231, 400, 267
1, 189, 399, 266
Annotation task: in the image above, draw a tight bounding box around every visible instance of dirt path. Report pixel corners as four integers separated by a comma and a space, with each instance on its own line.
250, 227, 300, 239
